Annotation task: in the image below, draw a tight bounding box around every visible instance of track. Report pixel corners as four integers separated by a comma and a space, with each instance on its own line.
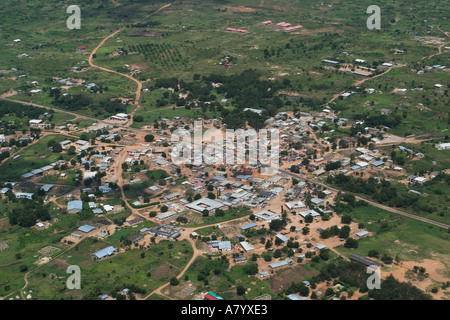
278, 168, 450, 230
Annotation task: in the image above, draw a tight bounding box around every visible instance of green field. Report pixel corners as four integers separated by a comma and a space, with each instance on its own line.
0, 134, 75, 181
25, 238, 192, 299
335, 205, 450, 279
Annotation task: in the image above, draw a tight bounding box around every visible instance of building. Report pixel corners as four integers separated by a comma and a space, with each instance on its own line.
287, 293, 304, 300
298, 210, 321, 218
68, 200, 83, 213
269, 259, 293, 270
285, 201, 306, 210
93, 246, 116, 260
437, 143, 450, 150
413, 177, 427, 184
78, 225, 96, 233
125, 217, 144, 226
276, 234, 289, 243
15, 192, 34, 200
284, 25, 303, 32
218, 241, 231, 251
310, 197, 324, 206
356, 230, 369, 237
204, 291, 223, 300
148, 224, 183, 239
254, 210, 280, 222
233, 256, 248, 264
156, 211, 178, 221
165, 192, 180, 200
40, 184, 54, 192
315, 243, 326, 250
186, 198, 224, 213
240, 222, 257, 230
240, 241, 254, 252
350, 254, 382, 267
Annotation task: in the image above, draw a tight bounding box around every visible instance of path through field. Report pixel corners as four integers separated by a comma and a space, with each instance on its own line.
88, 2, 174, 128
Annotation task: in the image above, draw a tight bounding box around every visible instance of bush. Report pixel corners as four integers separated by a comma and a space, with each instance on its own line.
19, 265, 28, 272
236, 285, 245, 296
344, 238, 358, 249
170, 277, 180, 286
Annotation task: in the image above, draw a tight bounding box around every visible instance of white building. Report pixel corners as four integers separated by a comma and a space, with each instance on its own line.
437, 143, 450, 150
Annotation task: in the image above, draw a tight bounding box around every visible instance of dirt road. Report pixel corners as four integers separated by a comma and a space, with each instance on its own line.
88, 2, 173, 128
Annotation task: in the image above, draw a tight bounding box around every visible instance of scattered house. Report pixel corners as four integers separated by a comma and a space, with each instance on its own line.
68, 200, 83, 214
276, 234, 289, 243
310, 197, 324, 206
15, 192, 34, 200
322, 59, 340, 65
78, 225, 96, 233
258, 271, 270, 278
315, 243, 326, 250
128, 234, 144, 244
240, 241, 254, 252
36, 222, 45, 229
240, 222, 257, 231
254, 210, 280, 222
356, 230, 369, 238
165, 192, 180, 200
243, 108, 263, 115
371, 161, 384, 167
40, 184, 54, 192
156, 211, 178, 221
437, 143, 450, 150
350, 254, 382, 267
284, 25, 303, 32
92, 208, 104, 215
233, 256, 248, 264
148, 224, 183, 239
287, 293, 304, 300
269, 259, 293, 270
204, 291, 223, 300
103, 205, 114, 213
126, 217, 144, 226
413, 177, 427, 184
186, 198, 224, 213
93, 246, 116, 260
218, 241, 231, 251
298, 210, 321, 218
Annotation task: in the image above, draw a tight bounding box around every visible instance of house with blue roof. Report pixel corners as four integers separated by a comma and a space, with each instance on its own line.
68, 200, 83, 213
93, 246, 116, 260
78, 225, 96, 233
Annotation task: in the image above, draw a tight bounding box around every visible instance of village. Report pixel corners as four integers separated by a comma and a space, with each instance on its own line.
1, 101, 449, 300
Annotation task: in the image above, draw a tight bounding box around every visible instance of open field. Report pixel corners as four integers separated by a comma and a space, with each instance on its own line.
24, 238, 192, 299
0, 134, 75, 181
336, 205, 450, 280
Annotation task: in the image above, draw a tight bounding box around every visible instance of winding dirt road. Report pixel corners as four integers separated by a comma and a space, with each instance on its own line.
87, 2, 174, 128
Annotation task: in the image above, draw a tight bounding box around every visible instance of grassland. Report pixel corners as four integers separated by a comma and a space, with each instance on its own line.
25, 238, 193, 299
1, 0, 447, 136
0, 134, 75, 181
335, 205, 450, 278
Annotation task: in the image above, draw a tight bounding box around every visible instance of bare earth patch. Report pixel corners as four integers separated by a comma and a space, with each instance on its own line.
225, 6, 259, 12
